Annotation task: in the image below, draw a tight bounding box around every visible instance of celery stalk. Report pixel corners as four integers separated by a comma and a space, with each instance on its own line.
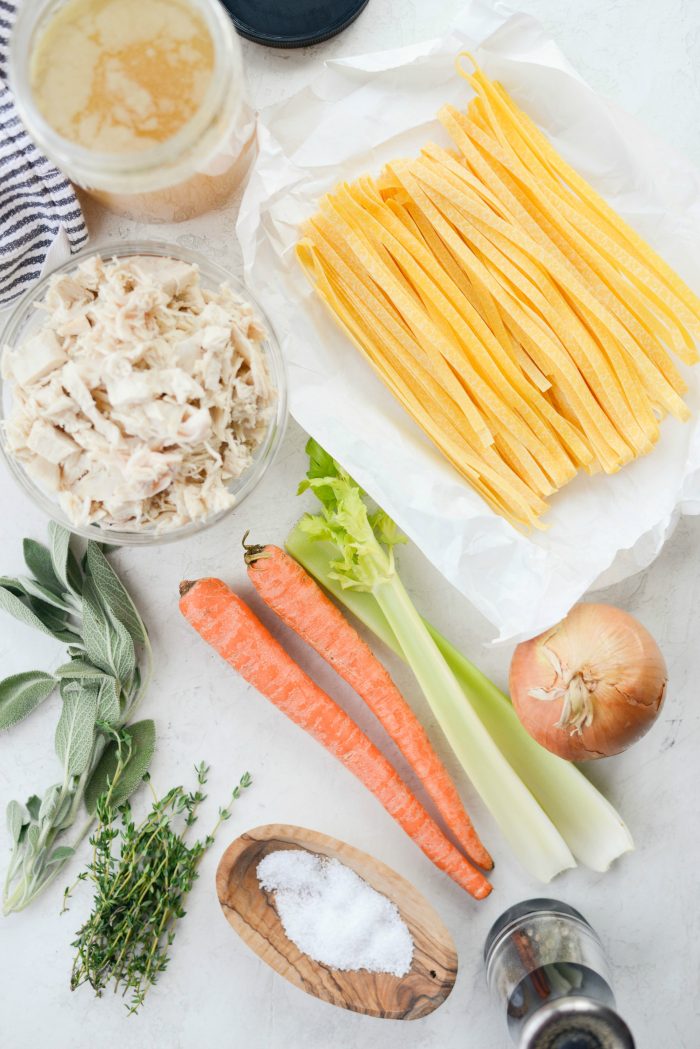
292, 445, 575, 882
375, 570, 575, 880
285, 535, 401, 654
427, 631, 633, 872
287, 524, 633, 873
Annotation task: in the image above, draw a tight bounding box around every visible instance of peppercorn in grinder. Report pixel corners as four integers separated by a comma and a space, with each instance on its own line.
484, 900, 635, 1049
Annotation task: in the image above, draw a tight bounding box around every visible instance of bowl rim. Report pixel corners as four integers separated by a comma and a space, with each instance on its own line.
0, 239, 288, 546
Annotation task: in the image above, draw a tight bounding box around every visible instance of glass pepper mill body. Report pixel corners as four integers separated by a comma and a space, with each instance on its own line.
484, 899, 636, 1049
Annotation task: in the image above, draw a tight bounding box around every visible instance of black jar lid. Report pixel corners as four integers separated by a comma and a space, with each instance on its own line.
222, 0, 370, 48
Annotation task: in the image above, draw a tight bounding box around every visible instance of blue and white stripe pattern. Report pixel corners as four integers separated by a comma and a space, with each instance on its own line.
0, 0, 87, 307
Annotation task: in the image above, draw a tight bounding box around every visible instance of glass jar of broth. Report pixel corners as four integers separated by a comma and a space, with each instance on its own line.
9, 0, 254, 222
485, 899, 636, 1049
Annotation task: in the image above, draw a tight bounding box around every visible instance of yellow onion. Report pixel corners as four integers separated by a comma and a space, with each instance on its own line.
509, 603, 667, 760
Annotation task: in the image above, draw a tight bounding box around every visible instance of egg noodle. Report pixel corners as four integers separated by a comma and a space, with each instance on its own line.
297, 58, 700, 528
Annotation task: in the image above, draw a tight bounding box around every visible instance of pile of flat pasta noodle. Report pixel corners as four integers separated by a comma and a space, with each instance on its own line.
296, 58, 700, 528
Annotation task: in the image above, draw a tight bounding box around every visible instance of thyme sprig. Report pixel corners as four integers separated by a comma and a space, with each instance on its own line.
65, 748, 251, 1015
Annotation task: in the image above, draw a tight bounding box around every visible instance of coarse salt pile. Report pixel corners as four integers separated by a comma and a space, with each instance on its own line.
257, 849, 414, 977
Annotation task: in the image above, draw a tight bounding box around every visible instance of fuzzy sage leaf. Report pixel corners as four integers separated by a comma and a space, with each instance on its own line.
55, 660, 110, 681
96, 677, 121, 725
28, 602, 78, 644
55, 667, 120, 724
22, 539, 62, 592
49, 523, 72, 592
55, 686, 98, 778
82, 577, 136, 682
108, 617, 136, 684
48, 522, 83, 596
6, 800, 24, 843
25, 795, 41, 821
0, 671, 56, 731
2, 526, 152, 915
0, 586, 64, 640
0, 577, 79, 641
84, 719, 156, 814
38, 784, 62, 824
16, 576, 72, 612
85, 543, 147, 646
47, 845, 74, 866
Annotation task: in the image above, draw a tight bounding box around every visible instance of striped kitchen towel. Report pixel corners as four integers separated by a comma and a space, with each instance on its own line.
0, 0, 87, 308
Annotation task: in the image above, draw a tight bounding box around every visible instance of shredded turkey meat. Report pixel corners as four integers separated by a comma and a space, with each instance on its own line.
2, 255, 274, 531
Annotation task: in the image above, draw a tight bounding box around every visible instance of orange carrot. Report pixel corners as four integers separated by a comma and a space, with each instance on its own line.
244, 540, 492, 871
180, 577, 492, 900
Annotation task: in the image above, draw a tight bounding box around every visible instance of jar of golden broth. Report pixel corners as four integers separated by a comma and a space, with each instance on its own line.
9, 0, 254, 222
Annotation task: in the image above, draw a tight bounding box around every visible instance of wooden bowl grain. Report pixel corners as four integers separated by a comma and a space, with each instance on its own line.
216, 823, 458, 1020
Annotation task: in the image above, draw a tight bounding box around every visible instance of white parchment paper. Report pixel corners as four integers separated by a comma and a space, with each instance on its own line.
237, 1, 700, 643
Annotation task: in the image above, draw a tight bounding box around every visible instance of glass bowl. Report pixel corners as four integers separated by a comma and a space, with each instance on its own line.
0, 241, 288, 545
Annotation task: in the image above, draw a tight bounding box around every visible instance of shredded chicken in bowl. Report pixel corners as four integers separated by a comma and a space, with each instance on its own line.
2, 254, 274, 532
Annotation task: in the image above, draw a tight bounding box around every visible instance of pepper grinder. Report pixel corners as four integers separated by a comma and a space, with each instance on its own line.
484, 899, 636, 1049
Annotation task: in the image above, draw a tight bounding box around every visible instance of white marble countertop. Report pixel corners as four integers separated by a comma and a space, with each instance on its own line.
1, 2, 699, 1047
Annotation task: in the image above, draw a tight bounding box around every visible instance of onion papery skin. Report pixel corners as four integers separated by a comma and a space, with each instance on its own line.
509, 603, 667, 761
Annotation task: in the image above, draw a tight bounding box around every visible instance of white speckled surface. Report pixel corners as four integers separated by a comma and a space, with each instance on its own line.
1, 2, 699, 1047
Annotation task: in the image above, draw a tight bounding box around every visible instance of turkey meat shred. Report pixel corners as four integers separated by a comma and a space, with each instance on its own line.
2, 255, 274, 531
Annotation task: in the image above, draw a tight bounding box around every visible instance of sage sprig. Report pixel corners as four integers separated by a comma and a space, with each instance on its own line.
66, 751, 252, 1014
2, 524, 154, 914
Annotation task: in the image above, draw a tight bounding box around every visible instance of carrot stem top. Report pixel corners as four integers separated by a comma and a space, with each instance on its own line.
242, 530, 272, 566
